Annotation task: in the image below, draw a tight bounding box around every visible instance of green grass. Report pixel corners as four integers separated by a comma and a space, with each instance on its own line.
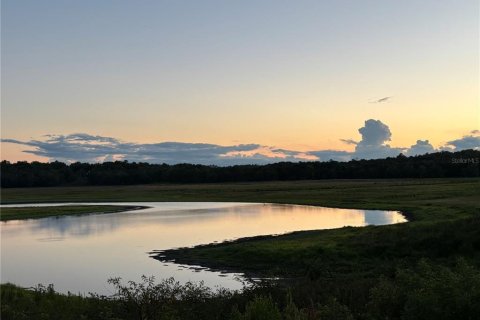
0, 205, 143, 221
2, 178, 479, 221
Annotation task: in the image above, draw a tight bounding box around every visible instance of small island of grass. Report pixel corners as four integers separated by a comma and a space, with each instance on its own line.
0, 205, 146, 221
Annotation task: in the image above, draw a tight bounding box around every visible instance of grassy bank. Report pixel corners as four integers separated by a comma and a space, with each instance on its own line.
151, 178, 480, 278
0, 205, 145, 221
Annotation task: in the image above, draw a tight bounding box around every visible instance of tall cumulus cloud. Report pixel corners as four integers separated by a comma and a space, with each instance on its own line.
352, 119, 403, 159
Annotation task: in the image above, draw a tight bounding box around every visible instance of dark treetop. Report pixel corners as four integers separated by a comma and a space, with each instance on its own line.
1, 150, 478, 188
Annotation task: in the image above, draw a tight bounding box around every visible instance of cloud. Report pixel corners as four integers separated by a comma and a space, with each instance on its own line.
352, 119, 403, 159
308, 150, 352, 162
444, 132, 480, 151
357, 119, 392, 146
2, 121, 479, 165
1, 134, 316, 165
405, 140, 435, 156
370, 96, 392, 103
340, 139, 358, 145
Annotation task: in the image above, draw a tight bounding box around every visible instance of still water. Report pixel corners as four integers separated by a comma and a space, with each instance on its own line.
1, 202, 406, 295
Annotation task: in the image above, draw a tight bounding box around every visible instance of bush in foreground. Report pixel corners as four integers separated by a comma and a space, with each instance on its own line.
1, 259, 480, 319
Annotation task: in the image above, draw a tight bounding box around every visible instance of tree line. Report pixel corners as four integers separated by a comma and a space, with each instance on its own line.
1, 149, 478, 188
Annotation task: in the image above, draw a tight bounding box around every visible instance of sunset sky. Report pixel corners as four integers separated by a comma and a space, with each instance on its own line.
1, 1, 479, 164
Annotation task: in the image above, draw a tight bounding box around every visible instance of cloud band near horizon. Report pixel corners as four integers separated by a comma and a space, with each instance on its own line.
2, 120, 479, 165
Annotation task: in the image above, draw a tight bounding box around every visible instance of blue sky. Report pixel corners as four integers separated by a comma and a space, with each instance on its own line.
1, 0, 479, 164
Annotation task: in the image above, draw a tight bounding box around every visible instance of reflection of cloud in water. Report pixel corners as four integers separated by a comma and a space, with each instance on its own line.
40, 205, 268, 238
363, 210, 406, 225
29, 215, 122, 238
36, 237, 65, 242
1, 204, 259, 239
1, 203, 406, 239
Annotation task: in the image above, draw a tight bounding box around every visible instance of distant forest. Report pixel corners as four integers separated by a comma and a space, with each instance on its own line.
1, 150, 479, 188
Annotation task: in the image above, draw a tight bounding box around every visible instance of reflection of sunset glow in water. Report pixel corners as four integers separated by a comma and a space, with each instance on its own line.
1, 202, 405, 295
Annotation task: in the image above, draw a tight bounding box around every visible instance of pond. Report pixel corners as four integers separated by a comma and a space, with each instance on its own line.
0, 202, 406, 295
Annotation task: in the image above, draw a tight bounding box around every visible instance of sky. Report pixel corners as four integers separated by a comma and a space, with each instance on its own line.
1, 0, 479, 165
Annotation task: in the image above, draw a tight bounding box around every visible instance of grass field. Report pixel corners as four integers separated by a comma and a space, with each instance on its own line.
0, 205, 144, 221
2, 178, 479, 221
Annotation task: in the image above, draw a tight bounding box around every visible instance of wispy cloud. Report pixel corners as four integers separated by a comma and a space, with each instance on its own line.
369, 96, 392, 103
2, 121, 479, 165
340, 139, 358, 145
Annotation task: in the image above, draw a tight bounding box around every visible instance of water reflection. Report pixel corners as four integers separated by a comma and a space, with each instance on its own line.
363, 210, 406, 225
1, 202, 405, 295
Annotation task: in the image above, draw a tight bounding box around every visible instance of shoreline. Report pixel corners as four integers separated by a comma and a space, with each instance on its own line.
0, 204, 150, 221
